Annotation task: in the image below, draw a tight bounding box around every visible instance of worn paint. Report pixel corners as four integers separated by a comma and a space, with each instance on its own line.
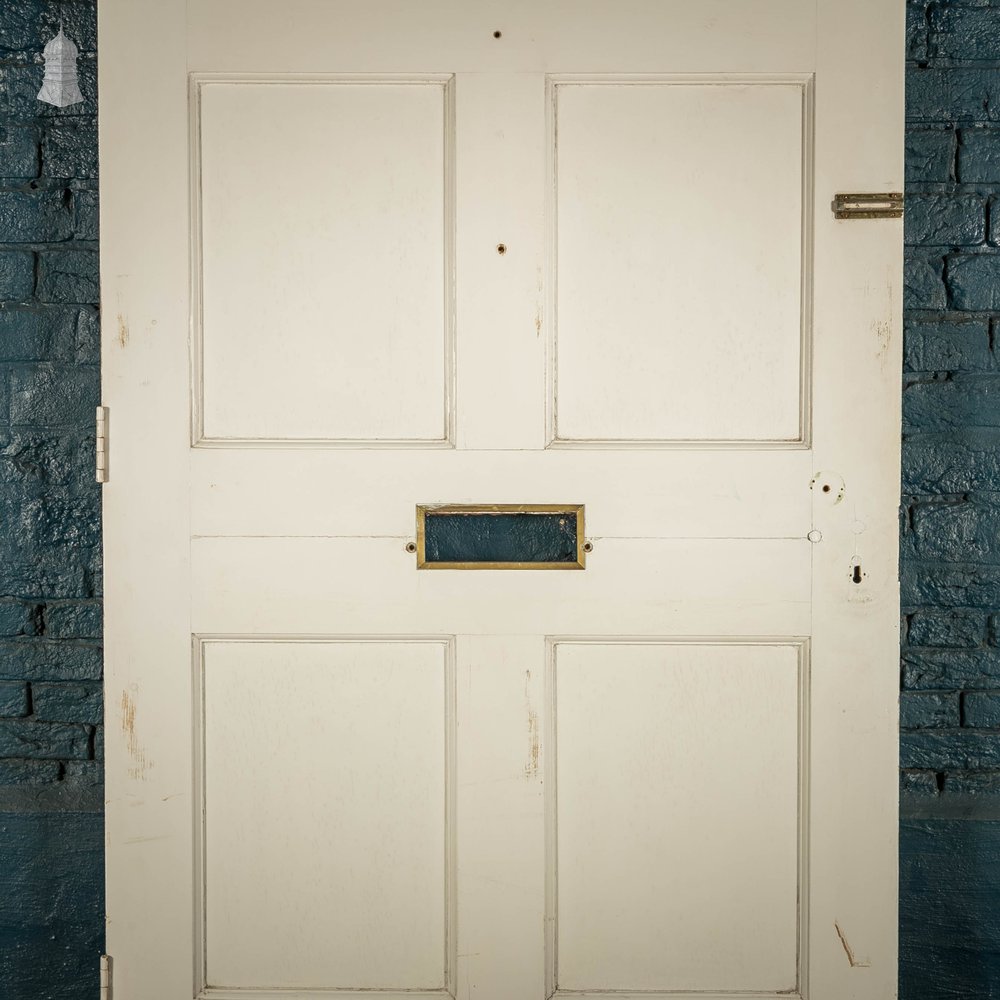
117, 311, 129, 348
120, 689, 150, 781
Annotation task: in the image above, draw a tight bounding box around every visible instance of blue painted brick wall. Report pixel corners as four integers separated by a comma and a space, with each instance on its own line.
0, 2, 103, 999
0, 2, 997, 998
903, 1, 1000, 996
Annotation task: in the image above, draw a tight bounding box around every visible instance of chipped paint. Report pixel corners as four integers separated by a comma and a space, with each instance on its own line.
117, 312, 129, 348
834, 920, 871, 968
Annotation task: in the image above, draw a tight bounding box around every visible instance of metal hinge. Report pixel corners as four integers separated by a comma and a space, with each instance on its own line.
833, 192, 903, 220
99, 955, 112, 1000
95, 406, 109, 484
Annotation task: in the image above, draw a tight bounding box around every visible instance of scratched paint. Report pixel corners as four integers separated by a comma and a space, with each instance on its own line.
524, 669, 540, 779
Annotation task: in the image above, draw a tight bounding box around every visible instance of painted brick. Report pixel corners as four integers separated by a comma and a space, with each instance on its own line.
901, 691, 961, 728
901, 769, 941, 798
964, 692, 1000, 728
0, 923, 104, 1000
0, 809, 104, 928
0, 550, 95, 602
0, 0, 46, 51
9, 366, 99, 427
905, 193, 985, 246
63, 760, 100, 786
0, 758, 58, 784
959, 127, 1000, 182
42, 123, 97, 180
44, 602, 100, 639
900, 820, 1000, 1000
904, 318, 992, 372
901, 730, 1000, 768
0, 600, 39, 637
904, 252, 947, 309
92, 723, 102, 762
911, 495, 1000, 561
0, 642, 101, 682
0, 720, 88, 759
931, 4, 1000, 60
74, 306, 98, 364
906, 66, 1000, 123
904, 649, 1000, 689
904, 374, 1000, 431
0, 190, 71, 243
0, 430, 96, 490
903, 431, 1000, 493
943, 771, 1000, 797
72, 188, 96, 241
908, 611, 986, 647
0, 252, 34, 301
0, 127, 37, 179
36, 249, 98, 304
991, 615, 1000, 646
949, 253, 1000, 309
988, 198, 1000, 246
907, 1, 929, 62
0, 6, 97, 58
0, 307, 78, 362
32, 683, 101, 725
906, 129, 956, 183
15, 496, 100, 550
0, 682, 28, 718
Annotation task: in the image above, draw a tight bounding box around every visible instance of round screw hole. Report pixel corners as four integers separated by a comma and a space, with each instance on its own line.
405, 542, 417, 554
583, 541, 594, 553
493, 29, 502, 38
496, 243, 507, 255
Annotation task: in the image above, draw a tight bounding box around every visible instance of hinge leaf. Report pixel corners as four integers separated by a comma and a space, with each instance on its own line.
96, 406, 109, 484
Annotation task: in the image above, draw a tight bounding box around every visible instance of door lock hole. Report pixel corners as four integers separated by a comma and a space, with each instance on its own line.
496, 243, 507, 255
852, 563, 863, 584
493, 29, 502, 38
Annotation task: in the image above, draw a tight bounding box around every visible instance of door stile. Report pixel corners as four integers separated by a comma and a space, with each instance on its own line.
456, 635, 548, 1000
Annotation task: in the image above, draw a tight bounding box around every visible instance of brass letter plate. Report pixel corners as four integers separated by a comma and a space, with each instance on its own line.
415, 504, 586, 570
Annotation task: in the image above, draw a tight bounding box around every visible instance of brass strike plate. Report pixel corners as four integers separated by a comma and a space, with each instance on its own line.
415, 504, 586, 570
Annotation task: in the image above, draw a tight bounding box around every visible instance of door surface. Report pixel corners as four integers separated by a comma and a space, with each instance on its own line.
99, 3, 903, 999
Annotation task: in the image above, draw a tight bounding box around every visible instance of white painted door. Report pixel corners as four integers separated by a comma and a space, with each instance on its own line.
99, 3, 903, 1000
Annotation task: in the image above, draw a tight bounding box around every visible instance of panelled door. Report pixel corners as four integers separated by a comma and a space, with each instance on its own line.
99, 3, 903, 999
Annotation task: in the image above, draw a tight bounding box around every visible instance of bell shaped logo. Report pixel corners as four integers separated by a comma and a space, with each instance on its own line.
37, 29, 84, 108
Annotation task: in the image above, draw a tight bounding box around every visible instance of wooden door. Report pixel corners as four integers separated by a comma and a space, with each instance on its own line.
99, 3, 903, 999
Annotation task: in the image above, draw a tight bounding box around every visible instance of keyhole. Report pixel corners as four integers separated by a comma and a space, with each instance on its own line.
852, 564, 863, 584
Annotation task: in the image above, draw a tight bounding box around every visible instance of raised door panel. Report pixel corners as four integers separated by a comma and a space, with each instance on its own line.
553, 80, 809, 444
200, 639, 453, 992
194, 79, 453, 444
553, 640, 802, 994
